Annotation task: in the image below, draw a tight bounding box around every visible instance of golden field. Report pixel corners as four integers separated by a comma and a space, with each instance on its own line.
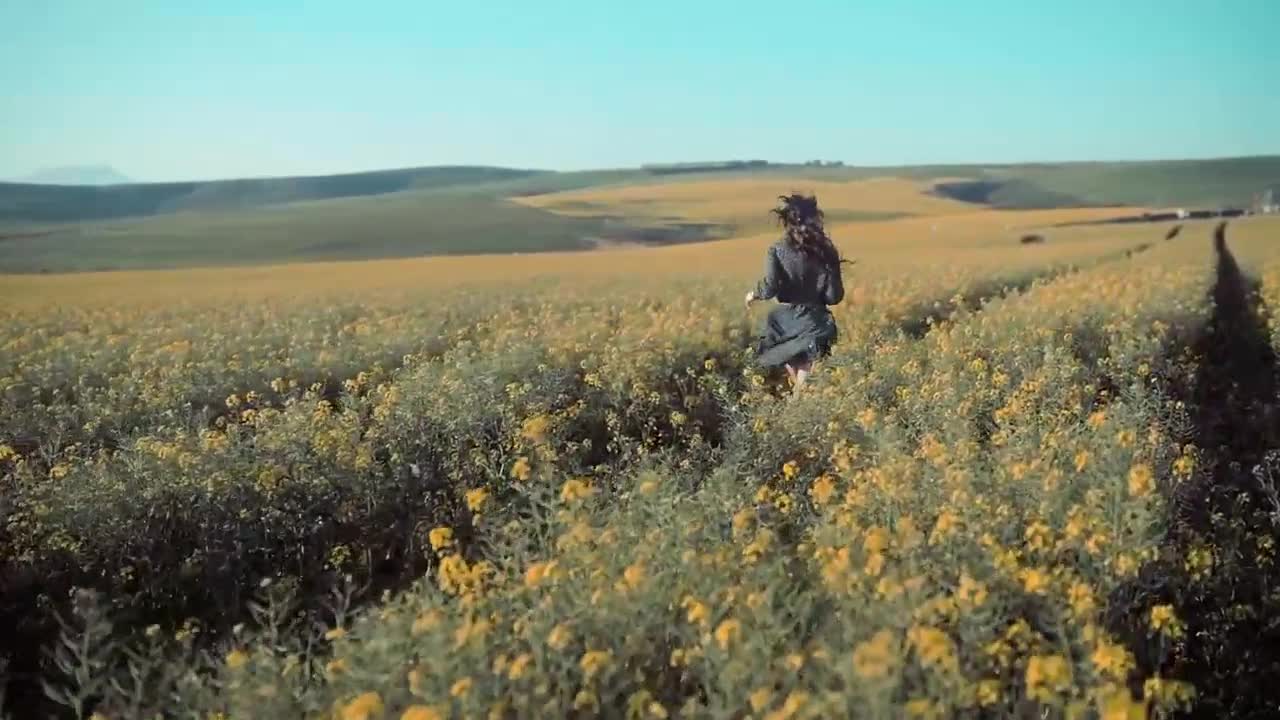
4, 201, 1280, 720
514, 177, 1138, 239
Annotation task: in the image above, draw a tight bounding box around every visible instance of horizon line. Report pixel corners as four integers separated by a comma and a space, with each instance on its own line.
6, 151, 1280, 188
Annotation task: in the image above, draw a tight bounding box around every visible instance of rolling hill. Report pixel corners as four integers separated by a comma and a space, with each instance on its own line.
0, 156, 1276, 274
0, 165, 549, 224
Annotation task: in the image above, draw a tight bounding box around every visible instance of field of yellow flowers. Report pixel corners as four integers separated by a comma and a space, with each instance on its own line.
4, 214, 1280, 719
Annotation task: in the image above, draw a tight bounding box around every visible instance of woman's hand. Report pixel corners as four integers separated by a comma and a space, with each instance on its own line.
744, 291, 756, 310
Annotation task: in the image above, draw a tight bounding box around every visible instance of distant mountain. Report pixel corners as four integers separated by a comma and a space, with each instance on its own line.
15, 165, 132, 186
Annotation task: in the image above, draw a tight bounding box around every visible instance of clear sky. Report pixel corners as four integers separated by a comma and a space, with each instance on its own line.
2, 0, 1277, 182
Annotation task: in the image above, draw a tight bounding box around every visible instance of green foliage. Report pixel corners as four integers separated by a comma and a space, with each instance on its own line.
970, 157, 1280, 210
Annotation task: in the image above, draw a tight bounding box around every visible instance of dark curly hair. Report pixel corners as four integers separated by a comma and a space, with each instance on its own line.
771, 192, 849, 269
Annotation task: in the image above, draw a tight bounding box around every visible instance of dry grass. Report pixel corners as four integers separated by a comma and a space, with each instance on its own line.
516, 176, 1147, 234
2, 208, 1232, 312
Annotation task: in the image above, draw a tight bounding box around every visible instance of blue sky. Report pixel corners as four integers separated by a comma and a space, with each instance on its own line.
2, 0, 1277, 182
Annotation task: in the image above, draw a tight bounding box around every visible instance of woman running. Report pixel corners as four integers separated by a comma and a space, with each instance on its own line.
745, 193, 851, 392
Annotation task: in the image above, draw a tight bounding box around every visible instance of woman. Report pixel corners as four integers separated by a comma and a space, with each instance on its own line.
744, 193, 851, 393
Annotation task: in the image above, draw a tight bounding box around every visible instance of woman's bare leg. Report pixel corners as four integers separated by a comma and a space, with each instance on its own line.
792, 359, 813, 393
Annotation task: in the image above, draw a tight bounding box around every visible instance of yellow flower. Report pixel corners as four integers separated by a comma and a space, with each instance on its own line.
400, 706, 445, 720
1096, 685, 1147, 720
809, 473, 837, 506
818, 546, 850, 587
1185, 546, 1214, 580
908, 626, 958, 673
524, 560, 558, 588
864, 551, 886, 577
1173, 454, 1196, 478
764, 691, 809, 720
1026, 654, 1072, 703
863, 526, 891, 554
1068, 581, 1096, 616
1087, 410, 1107, 429
714, 618, 741, 650
773, 492, 794, 515
548, 622, 572, 651
956, 574, 988, 608
627, 690, 669, 719
743, 528, 776, 564
436, 554, 472, 595
1091, 638, 1135, 680
1128, 463, 1155, 498
1019, 567, 1051, 595
412, 609, 443, 636
580, 650, 612, 679
452, 617, 491, 650
450, 677, 473, 698
639, 479, 659, 495
985, 638, 1014, 668
1143, 675, 1195, 713
1064, 511, 1088, 540
559, 478, 594, 504
904, 698, 942, 719
930, 510, 960, 544
621, 562, 646, 590
876, 576, 903, 600
1024, 521, 1052, 552
508, 653, 533, 679
782, 460, 800, 481
1148, 604, 1184, 638
1074, 450, 1091, 472
225, 648, 249, 670
428, 526, 454, 552
341, 692, 384, 720
976, 679, 1002, 706
749, 688, 773, 713
682, 596, 710, 627
325, 658, 348, 677
510, 456, 532, 481
520, 414, 551, 443
465, 487, 490, 513
852, 629, 899, 680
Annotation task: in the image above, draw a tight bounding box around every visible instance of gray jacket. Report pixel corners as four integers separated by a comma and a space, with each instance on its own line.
753, 239, 845, 307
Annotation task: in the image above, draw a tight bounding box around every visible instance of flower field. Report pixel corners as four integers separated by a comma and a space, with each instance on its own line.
4, 215, 1280, 719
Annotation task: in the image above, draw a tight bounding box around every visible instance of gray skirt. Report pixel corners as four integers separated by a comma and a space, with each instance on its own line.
754, 303, 838, 368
